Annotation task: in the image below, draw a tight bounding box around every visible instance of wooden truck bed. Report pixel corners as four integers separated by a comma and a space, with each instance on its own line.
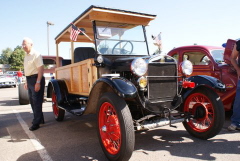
55, 58, 97, 96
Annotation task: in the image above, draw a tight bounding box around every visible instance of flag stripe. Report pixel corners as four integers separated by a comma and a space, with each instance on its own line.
70, 24, 81, 41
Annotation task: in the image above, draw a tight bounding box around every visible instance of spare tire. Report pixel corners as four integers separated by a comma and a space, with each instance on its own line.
18, 83, 29, 105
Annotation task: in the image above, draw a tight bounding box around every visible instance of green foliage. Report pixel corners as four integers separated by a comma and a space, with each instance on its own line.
8, 46, 25, 70
0, 48, 12, 64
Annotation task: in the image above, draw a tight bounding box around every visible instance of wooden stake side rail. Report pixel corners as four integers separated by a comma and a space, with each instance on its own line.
55, 59, 97, 96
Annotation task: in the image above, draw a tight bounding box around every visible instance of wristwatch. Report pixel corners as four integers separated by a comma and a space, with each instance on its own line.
36, 81, 41, 84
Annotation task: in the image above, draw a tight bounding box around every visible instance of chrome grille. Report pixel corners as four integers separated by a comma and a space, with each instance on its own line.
147, 63, 178, 103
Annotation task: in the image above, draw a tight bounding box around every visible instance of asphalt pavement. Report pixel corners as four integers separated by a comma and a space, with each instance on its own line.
0, 87, 240, 161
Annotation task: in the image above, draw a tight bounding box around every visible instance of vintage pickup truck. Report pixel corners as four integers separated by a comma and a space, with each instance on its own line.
167, 39, 237, 111
47, 5, 225, 161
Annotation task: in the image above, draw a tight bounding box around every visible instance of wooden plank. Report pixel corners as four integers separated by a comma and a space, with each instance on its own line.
82, 63, 89, 93
72, 66, 80, 92
89, 10, 154, 25
56, 37, 94, 43
56, 44, 59, 67
56, 59, 97, 96
71, 42, 74, 63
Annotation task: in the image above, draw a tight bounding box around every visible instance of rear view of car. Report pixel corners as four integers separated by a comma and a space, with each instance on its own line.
0, 74, 16, 88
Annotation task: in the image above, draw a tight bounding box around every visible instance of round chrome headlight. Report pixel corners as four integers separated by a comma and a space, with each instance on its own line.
181, 60, 193, 76
131, 58, 148, 76
97, 55, 104, 63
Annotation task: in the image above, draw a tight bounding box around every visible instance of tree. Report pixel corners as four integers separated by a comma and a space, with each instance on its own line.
0, 48, 12, 64
8, 46, 25, 70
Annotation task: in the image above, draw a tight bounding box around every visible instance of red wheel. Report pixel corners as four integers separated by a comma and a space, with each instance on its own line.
183, 88, 224, 139
97, 93, 134, 161
99, 102, 121, 155
52, 90, 65, 121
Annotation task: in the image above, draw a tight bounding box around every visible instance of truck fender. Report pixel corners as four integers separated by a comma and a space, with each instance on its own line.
186, 75, 225, 91
181, 75, 225, 100
84, 77, 137, 114
47, 79, 68, 105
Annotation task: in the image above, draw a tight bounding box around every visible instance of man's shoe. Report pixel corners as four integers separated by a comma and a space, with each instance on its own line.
228, 124, 238, 131
32, 118, 45, 125
29, 125, 40, 131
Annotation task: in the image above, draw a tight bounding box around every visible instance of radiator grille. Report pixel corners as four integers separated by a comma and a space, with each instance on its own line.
147, 63, 177, 102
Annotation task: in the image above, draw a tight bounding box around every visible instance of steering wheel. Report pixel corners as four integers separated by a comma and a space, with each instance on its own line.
112, 40, 133, 55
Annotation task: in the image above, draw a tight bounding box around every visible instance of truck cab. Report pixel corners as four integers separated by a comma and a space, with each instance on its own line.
167, 39, 237, 111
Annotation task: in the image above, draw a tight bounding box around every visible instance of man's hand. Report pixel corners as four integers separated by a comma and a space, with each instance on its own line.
24, 83, 28, 90
35, 83, 40, 92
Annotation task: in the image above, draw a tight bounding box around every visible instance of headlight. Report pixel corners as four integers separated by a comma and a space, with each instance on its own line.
131, 58, 148, 76
181, 60, 193, 76
138, 76, 147, 88
97, 55, 104, 63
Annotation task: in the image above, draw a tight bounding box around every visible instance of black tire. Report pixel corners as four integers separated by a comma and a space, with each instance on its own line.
52, 90, 65, 121
182, 88, 225, 140
18, 83, 29, 105
97, 92, 135, 161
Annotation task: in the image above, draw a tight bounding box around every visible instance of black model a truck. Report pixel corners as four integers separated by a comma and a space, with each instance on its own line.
47, 6, 225, 161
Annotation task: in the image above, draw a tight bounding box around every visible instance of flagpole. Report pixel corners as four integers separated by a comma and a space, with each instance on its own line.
81, 31, 93, 41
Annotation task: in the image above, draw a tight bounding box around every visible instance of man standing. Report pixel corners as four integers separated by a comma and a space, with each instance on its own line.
17, 69, 23, 85
228, 40, 240, 131
22, 37, 45, 131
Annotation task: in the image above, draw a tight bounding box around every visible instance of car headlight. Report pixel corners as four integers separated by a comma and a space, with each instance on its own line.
181, 60, 193, 76
97, 55, 104, 63
131, 58, 148, 76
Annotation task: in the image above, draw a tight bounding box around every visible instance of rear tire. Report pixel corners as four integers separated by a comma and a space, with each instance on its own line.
18, 83, 29, 105
52, 90, 65, 121
97, 92, 135, 161
183, 88, 225, 139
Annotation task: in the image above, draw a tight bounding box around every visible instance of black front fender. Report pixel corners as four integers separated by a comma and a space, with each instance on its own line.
186, 75, 226, 92
92, 77, 137, 99
84, 77, 138, 114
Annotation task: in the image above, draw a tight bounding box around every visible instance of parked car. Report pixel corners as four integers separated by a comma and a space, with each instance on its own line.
47, 6, 225, 161
167, 39, 236, 111
0, 74, 17, 88
5, 71, 18, 77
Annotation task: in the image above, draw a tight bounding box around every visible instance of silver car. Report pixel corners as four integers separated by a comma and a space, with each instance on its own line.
0, 74, 17, 88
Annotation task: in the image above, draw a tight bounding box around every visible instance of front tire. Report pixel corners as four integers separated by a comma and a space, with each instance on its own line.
52, 90, 65, 121
97, 93, 135, 161
183, 88, 225, 140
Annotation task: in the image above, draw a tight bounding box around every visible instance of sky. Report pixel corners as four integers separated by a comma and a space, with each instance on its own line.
0, 0, 240, 59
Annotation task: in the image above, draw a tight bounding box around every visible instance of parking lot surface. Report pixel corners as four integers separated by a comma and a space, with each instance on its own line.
0, 87, 240, 161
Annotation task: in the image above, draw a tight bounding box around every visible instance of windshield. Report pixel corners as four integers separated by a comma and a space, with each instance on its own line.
211, 49, 224, 63
95, 21, 148, 55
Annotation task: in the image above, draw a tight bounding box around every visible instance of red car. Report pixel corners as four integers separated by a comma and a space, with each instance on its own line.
167, 39, 237, 111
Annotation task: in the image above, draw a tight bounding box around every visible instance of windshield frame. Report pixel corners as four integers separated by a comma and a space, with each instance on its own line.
93, 21, 150, 56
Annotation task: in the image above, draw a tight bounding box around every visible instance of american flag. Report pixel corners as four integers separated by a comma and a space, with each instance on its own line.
70, 24, 82, 41
152, 32, 162, 52
153, 32, 162, 45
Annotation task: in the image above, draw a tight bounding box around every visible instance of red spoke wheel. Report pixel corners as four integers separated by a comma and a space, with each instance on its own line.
97, 93, 134, 161
52, 90, 65, 121
183, 88, 225, 139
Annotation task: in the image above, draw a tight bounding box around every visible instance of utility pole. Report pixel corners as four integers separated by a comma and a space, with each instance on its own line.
47, 21, 54, 55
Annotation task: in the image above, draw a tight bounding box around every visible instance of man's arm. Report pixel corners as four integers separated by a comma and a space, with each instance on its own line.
36, 65, 44, 83
231, 44, 240, 78
35, 65, 44, 92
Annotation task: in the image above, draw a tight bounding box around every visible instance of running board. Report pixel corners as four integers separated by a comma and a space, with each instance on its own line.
135, 118, 184, 131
